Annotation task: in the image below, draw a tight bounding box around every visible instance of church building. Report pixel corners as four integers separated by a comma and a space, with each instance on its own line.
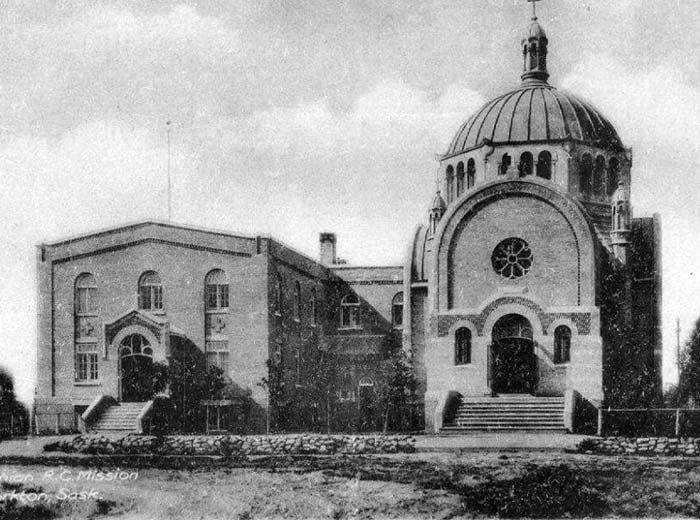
34, 11, 661, 434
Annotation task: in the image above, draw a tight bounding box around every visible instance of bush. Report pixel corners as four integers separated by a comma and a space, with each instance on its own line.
460, 465, 607, 518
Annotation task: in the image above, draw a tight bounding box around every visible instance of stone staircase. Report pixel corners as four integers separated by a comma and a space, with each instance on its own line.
89, 402, 148, 433
441, 395, 566, 433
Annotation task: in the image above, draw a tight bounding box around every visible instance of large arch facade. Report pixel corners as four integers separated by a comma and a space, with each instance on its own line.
422, 179, 603, 430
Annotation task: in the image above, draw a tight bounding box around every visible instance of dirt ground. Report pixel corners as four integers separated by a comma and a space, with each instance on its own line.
3, 451, 700, 519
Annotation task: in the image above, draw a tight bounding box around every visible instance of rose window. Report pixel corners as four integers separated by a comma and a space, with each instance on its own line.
491, 238, 533, 279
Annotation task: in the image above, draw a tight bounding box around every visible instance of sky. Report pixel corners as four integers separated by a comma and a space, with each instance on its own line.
1, 0, 699, 405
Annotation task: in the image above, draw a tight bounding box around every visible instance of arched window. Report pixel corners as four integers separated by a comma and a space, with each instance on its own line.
554, 325, 571, 364
138, 271, 163, 311
75, 273, 98, 382
499, 153, 511, 176
455, 327, 471, 365
309, 288, 317, 326
593, 155, 605, 197
205, 269, 229, 310
293, 281, 301, 321
529, 42, 538, 69
616, 203, 625, 229
340, 294, 360, 329
119, 334, 153, 358
456, 162, 464, 196
467, 158, 476, 188
579, 154, 593, 197
392, 292, 403, 328
446, 165, 454, 202
518, 152, 533, 177
274, 273, 282, 314
536, 151, 552, 179
607, 157, 620, 196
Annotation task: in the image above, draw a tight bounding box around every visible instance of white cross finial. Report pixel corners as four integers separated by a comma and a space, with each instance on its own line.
527, 0, 542, 20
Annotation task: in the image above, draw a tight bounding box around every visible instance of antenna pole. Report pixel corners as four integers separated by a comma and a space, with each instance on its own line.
677, 317, 682, 375
166, 120, 172, 221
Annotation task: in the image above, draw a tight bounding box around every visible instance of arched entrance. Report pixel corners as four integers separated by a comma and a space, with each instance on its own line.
119, 333, 156, 402
490, 314, 537, 394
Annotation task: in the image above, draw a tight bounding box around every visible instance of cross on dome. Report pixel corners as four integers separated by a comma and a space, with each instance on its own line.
527, 0, 543, 20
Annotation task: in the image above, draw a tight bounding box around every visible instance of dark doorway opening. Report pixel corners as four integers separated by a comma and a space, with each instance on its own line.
491, 314, 537, 394
120, 333, 156, 402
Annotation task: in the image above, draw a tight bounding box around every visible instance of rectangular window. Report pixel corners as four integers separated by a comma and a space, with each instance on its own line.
140, 286, 151, 310
206, 284, 229, 310
219, 285, 229, 309
206, 341, 230, 375
206, 285, 218, 309
153, 286, 163, 310
75, 343, 98, 381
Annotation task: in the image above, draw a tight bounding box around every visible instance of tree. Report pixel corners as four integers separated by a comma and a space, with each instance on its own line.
151, 337, 227, 433
374, 338, 416, 433
678, 317, 700, 407
0, 367, 28, 437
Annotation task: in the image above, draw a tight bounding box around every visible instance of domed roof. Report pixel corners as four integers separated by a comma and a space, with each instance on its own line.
527, 19, 547, 39
446, 83, 623, 156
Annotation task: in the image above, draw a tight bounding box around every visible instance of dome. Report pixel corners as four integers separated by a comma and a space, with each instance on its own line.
527, 20, 547, 39
446, 83, 624, 156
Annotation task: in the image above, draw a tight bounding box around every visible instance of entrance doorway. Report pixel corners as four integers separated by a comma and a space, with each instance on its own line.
119, 333, 155, 402
490, 314, 537, 394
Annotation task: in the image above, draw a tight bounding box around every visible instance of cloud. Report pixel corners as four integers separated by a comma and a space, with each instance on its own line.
0, 4, 243, 135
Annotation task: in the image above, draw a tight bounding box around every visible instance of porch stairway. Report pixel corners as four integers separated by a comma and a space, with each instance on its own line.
441, 396, 566, 433
89, 402, 148, 433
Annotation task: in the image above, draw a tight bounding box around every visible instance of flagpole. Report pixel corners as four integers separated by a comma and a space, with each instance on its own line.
166, 120, 172, 221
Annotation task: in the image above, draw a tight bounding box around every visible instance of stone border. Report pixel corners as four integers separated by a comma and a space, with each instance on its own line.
578, 437, 700, 456
44, 433, 416, 457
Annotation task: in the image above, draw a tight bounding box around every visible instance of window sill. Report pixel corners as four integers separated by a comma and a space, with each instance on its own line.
455, 363, 473, 367
74, 381, 102, 387
141, 309, 166, 315
338, 326, 363, 331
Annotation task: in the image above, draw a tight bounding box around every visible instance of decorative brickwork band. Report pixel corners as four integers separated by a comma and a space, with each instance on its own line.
436, 296, 591, 337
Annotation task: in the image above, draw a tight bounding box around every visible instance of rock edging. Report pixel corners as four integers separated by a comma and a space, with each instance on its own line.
578, 437, 700, 456
44, 433, 416, 456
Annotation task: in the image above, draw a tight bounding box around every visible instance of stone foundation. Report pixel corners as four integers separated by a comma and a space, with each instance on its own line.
45, 433, 416, 456
578, 437, 700, 456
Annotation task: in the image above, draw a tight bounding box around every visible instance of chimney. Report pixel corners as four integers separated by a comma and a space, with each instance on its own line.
319, 233, 337, 265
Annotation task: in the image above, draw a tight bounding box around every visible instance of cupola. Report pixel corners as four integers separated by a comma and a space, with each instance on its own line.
428, 190, 447, 235
610, 180, 631, 263
521, 10, 549, 84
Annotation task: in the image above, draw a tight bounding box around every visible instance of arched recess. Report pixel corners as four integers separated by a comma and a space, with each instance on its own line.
432, 180, 597, 314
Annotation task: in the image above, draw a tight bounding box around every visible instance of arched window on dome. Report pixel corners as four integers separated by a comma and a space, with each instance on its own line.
593, 155, 605, 197
518, 152, 533, 177
607, 157, 620, 196
455, 328, 471, 365
446, 165, 454, 202
499, 154, 511, 176
536, 151, 552, 180
456, 162, 464, 197
529, 42, 538, 69
554, 325, 571, 364
467, 159, 476, 188
579, 154, 593, 197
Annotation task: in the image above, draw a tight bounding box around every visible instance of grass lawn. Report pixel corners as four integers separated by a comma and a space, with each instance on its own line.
2, 451, 700, 518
